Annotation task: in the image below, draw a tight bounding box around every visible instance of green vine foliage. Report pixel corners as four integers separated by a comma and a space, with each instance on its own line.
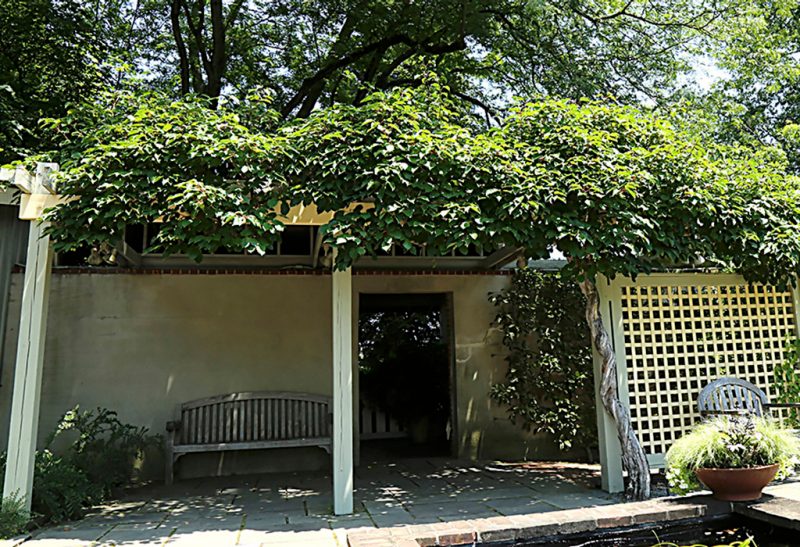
31, 90, 284, 261
18, 81, 800, 291
774, 338, 800, 428
489, 269, 597, 452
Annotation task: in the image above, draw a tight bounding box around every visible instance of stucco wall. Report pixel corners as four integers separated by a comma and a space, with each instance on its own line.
1, 271, 564, 479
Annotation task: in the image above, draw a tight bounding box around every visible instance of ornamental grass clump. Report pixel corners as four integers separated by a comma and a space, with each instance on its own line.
665, 416, 800, 494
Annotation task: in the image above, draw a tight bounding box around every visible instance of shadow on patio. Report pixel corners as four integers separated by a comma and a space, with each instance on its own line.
20, 458, 618, 546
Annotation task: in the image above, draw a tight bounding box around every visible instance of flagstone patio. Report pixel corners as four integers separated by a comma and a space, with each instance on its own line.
12, 458, 619, 547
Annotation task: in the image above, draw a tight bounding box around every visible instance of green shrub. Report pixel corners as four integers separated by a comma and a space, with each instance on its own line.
0, 495, 29, 539
0, 406, 159, 525
665, 416, 800, 494
46, 406, 159, 498
32, 450, 100, 523
0, 439, 99, 524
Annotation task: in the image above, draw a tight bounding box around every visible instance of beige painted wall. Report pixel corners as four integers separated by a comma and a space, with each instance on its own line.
1, 272, 564, 479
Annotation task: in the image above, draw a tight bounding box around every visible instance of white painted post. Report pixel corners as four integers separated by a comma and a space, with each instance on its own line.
352, 288, 360, 468
594, 278, 625, 493
2, 164, 56, 510
332, 253, 354, 515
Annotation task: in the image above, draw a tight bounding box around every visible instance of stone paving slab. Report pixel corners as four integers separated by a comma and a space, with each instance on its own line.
734, 495, 800, 531
166, 530, 238, 546
365, 508, 416, 528
9, 542, 95, 547
240, 513, 290, 528
484, 498, 558, 515
237, 529, 339, 546
537, 492, 616, 510
100, 525, 174, 546
15, 459, 614, 547
402, 500, 497, 520
29, 529, 109, 542
164, 515, 245, 533
763, 481, 800, 501
78, 513, 164, 528
328, 518, 375, 530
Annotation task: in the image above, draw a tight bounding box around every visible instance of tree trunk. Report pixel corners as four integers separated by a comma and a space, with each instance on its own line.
578, 278, 650, 500
207, 0, 225, 104
170, 0, 191, 95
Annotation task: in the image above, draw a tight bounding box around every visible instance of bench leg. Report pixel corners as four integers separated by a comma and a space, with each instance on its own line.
165, 433, 177, 486
165, 451, 174, 486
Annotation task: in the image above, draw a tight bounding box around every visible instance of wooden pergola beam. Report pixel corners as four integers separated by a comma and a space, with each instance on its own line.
482, 246, 524, 270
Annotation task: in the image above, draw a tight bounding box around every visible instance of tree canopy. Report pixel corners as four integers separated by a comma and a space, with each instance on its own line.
0, 0, 765, 163
676, 0, 800, 173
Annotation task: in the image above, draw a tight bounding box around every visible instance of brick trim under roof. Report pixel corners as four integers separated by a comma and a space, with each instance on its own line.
11, 265, 513, 276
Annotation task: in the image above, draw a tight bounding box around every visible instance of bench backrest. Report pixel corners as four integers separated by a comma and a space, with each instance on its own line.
178, 391, 331, 445
697, 377, 768, 417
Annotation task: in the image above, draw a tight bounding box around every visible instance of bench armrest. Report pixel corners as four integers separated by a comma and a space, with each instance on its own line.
166, 420, 181, 433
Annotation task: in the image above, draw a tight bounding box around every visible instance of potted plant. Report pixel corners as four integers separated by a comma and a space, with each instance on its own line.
665, 415, 800, 501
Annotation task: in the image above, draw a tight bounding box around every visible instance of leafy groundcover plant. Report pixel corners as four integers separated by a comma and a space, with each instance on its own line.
665, 416, 800, 494
0, 495, 29, 539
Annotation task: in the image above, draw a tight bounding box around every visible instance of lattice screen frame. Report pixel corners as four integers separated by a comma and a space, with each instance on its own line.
594, 273, 800, 491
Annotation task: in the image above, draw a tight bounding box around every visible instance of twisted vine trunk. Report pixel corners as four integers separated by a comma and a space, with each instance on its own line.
579, 278, 650, 500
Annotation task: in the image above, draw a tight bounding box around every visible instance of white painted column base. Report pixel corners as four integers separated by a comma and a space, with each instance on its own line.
2, 220, 53, 510
332, 260, 354, 515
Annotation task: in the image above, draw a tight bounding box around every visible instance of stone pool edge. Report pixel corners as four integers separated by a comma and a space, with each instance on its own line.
346, 495, 733, 547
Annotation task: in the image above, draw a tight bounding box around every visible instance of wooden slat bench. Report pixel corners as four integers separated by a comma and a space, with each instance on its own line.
697, 377, 800, 417
359, 401, 407, 440
165, 391, 331, 484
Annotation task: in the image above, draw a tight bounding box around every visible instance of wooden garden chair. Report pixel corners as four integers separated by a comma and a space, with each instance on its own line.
697, 377, 800, 418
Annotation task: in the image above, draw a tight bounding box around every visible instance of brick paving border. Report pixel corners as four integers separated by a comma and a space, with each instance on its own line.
347, 495, 733, 547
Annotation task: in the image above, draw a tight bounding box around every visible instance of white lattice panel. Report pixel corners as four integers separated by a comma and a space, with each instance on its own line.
615, 277, 798, 457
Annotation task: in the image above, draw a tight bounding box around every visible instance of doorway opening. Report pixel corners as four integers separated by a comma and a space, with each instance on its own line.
358, 293, 455, 458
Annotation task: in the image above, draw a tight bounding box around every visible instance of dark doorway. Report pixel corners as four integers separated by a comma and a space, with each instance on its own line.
358, 293, 455, 458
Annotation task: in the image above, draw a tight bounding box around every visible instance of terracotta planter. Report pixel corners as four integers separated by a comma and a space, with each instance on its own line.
695, 464, 779, 501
